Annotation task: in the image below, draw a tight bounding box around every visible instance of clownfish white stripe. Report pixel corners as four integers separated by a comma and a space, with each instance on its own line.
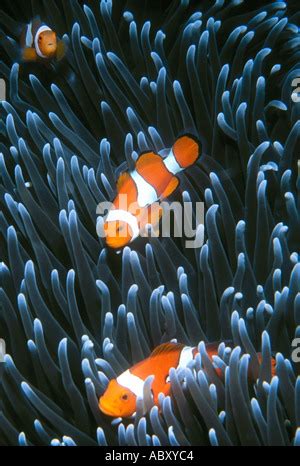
130, 169, 158, 208
163, 148, 183, 175
116, 369, 145, 398
25, 23, 33, 48
34, 25, 52, 58
178, 346, 194, 368
165, 346, 194, 383
105, 208, 139, 241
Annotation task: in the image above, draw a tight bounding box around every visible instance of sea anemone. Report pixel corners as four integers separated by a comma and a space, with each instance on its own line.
0, 0, 299, 446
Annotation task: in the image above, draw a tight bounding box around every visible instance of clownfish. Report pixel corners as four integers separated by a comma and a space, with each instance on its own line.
98, 341, 276, 418
103, 134, 200, 249
20, 17, 66, 62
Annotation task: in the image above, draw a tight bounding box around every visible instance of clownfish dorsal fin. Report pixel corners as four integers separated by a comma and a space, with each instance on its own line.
116, 171, 131, 192
135, 151, 161, 171
205, 341, 220, 352
149, 342, 182, 358
205, 340, 233, 351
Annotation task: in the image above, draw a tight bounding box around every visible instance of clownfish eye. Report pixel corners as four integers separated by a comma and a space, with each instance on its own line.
121, 393, 128, 401
38, 36, 42, 42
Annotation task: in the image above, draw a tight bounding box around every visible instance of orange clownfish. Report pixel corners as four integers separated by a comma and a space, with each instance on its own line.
103, 134, 200, 249
98, 341, 276, 418
20, 18, 66, 62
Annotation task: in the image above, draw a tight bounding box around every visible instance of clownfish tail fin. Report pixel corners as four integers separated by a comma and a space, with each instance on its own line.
172, 134, 201, 169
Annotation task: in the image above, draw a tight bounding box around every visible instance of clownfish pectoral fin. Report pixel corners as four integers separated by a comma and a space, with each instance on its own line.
56, 40, 66, 60
22, 47, 37, 61
138, 203, 163, 235
159, 176, 179, 200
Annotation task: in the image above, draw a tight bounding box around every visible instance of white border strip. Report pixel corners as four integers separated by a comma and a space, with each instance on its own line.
130, 169, 158, 207
163, 149, 183, 175
117, 370, 145, 398
178, 346, 194, 367
106, 209, 139, 241
34, 25, 52, 58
